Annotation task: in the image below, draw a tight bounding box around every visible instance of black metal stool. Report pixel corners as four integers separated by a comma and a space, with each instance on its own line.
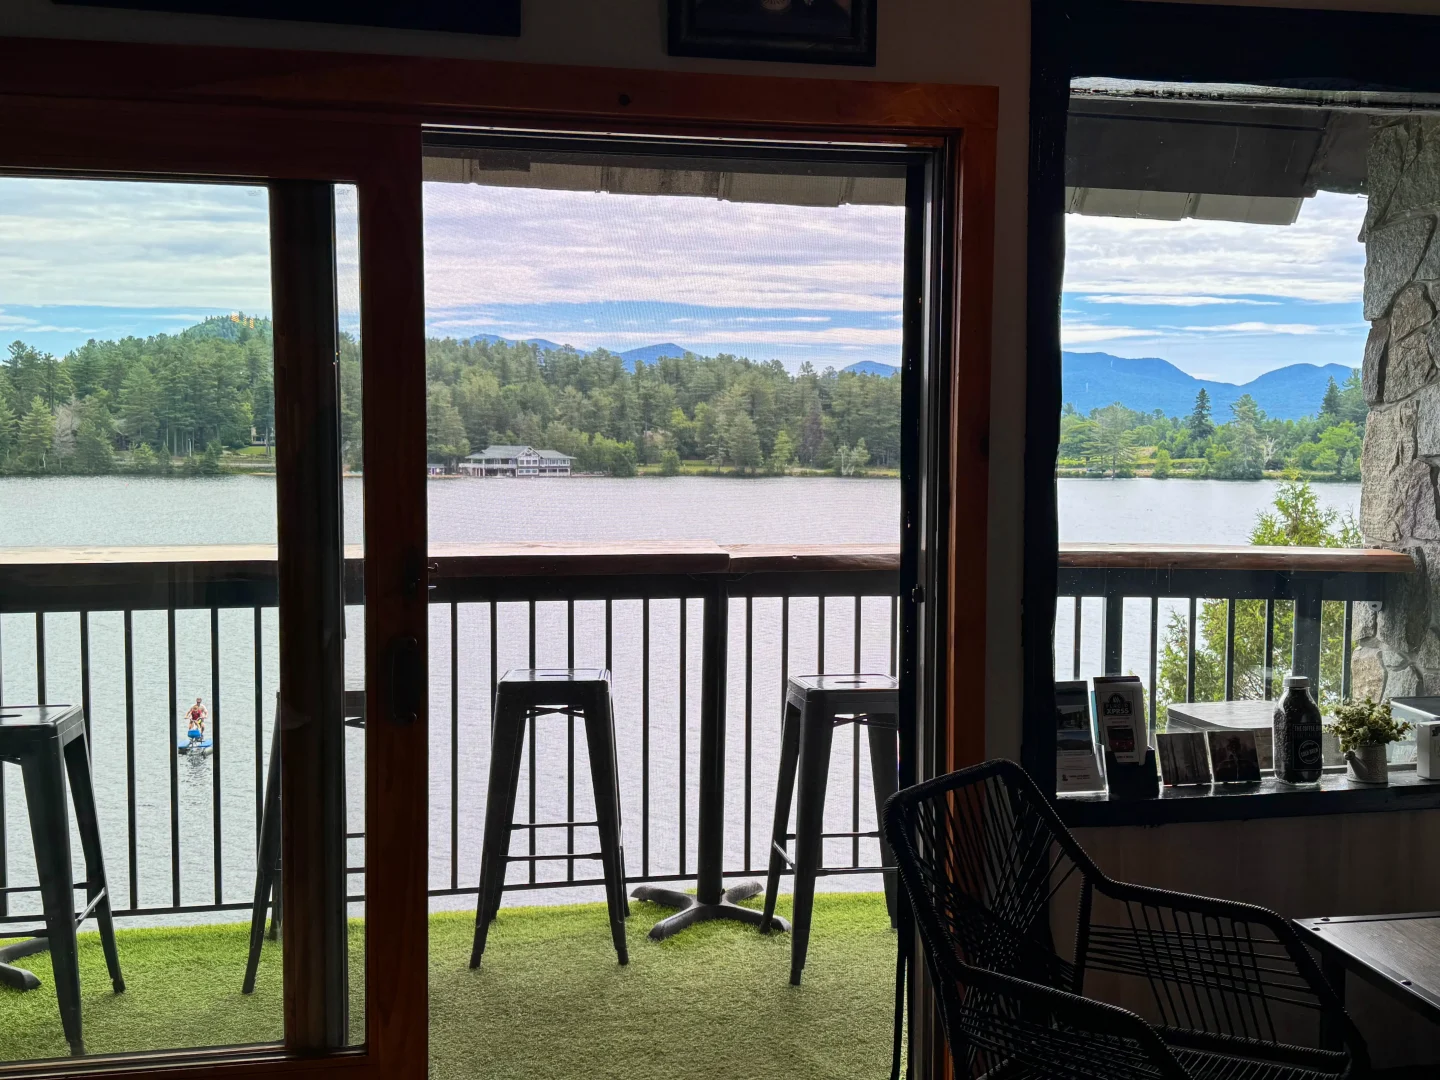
470, 669, 629, 968
760, 674, 900, 985
0, 704, 124, 1056
242, 690, 364, 994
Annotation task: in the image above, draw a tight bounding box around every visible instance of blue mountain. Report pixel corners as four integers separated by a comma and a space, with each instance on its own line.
1063, 352, 1357, 422
466, 332, 571, 353
618, 343, 687, 371
841, 360, 900, 376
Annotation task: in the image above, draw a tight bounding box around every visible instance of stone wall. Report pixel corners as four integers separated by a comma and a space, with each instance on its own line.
1355, 116, 1440, 700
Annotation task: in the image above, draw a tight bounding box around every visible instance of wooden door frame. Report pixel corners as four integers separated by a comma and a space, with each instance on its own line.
0, 37, 996, 1080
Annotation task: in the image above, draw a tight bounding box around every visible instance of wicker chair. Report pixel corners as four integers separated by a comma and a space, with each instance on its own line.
882, 759, 1369, 1080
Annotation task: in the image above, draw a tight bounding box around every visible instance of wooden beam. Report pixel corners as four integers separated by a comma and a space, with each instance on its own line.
270, 180, 349, 1051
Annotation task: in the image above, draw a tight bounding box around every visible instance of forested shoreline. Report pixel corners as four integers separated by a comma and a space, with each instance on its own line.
0, 315, 901, 477
1058, 372, 1368, 481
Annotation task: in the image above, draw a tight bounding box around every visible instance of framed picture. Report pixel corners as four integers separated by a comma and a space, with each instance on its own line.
668, 0, 876, 66
1156, 732, 1212, 787
51, 0, 521, 36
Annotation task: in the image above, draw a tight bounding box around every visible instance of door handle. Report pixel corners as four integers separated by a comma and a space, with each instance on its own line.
388, 635, 422, 726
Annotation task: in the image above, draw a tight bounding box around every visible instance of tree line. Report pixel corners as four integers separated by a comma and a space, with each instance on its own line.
0, 317, 901, 477
1058, 370, 1368, 480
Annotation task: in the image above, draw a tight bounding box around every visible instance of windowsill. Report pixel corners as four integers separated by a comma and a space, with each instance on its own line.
1056, 766, 1440, 827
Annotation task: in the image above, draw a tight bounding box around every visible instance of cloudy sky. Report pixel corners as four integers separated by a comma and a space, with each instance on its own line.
1063, 191, 1368, 383
0, 175, 1367, 385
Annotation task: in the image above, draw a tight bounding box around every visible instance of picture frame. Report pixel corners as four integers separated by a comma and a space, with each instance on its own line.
1206, 729, 1263, 784
50, 0, 521, 36
1156, 731, 1212, 786
668, 0, 877, 67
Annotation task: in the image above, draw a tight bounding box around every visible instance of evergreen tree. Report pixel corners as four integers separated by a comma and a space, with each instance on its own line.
1187, 388, 1214, 440
17, 396, 54, 472
73, 399, 116, 474
1321, 376, 1342, 419
767, 428, 795, 474
0, 394, 15, 464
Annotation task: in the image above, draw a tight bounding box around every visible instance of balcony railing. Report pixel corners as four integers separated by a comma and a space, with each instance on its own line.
1056, 543, 1416, 730
0, 543, 900, 926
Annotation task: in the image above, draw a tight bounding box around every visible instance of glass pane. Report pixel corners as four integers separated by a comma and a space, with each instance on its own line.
1055, 83, 1424, 794
0, 177, 357, 1060
420, 141, 909, 1078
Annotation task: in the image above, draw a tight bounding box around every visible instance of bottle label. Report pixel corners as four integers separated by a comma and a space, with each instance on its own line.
1298, 740, 1322, 767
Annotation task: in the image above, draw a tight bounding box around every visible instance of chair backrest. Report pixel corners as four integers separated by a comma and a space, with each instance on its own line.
883, 758, 1096, 992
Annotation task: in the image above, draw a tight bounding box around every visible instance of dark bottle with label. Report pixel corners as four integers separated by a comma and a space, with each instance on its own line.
1274, 674, 1324, 785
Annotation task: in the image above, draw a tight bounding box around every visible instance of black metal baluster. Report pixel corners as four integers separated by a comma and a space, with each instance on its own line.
566, 599, 575, 882
34, 611, 46, 703
1263, 600, 1276, 701
1186, 597, 1197, 703
80, 612, 92, 744
781, 594, 790, 719
528, 600, 536, 885
1342, 601, 1354, 702
253, 607, 263, 836
890, 595, 898, 677
451, 601, 459, 892
679, 597, 687, 877
1148, 597, 1158, 736
818, 594, 826, 673
1072, 596, 1082, 678
168, 609, 180, 907
743, 596, 753, 874
124, 610, 138, 911
211, 607, 222, 904
0, 614, 6, 918
1223, 600, 1236, 701
852, 595, 861, 868
642, 597, 650, 878
489, 599, 498, 735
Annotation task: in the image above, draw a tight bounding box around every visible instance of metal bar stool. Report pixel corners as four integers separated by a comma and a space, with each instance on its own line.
0, 704, 124, 1056
242, 690, 365, 994
471, 669, 629, 968
760, 674, 900, 985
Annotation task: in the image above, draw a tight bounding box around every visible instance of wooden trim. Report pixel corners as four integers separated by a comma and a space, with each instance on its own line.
0, 38, 997, 134
356, 124, 428, 1077
946, 128, 996, 774
1058, 544, 1417, 574
270, 180, 350, 1050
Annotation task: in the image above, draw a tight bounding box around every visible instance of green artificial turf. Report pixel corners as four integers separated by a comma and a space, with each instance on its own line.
0, 892, 898, 1080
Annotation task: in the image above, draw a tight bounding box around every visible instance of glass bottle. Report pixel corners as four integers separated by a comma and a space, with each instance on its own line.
1274, 675, 1324, 785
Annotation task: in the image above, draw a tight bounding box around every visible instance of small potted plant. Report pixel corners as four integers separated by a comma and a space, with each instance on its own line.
1328, 698, 1412, 785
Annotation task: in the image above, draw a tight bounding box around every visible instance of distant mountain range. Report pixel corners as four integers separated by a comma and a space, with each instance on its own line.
463, 332, 900, 375
458, 335, 1348, 418
1064, 352, 1356, 421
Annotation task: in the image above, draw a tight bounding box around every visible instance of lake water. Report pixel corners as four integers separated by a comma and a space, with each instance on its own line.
0, 474, 1359, 924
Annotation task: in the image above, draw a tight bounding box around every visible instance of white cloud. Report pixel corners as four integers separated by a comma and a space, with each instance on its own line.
1084, 295, 1280, 307
0, 178, 272, 309
421, 184, 905, 314
1060, 324, 1158, 345
1064, 191, 1366, 304
1178, 322, 1349, 335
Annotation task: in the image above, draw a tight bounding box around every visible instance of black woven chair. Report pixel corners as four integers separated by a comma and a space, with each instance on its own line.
882, 759, 1369, 1080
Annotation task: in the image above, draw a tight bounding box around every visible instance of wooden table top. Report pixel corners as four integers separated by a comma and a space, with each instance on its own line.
1296, 912, 1440, 1016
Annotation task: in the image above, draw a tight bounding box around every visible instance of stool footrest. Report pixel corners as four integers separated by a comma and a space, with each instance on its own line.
780, 830, 881, 840
511, 820, 599, 831
504, 852, 605, 863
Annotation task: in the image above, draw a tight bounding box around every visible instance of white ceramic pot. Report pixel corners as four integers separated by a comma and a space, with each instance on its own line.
1345, 743, 1389, 785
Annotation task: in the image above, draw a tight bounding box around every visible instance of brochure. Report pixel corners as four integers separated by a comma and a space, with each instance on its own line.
1092, 675, 1146, 765
1054, 680, 1103, 792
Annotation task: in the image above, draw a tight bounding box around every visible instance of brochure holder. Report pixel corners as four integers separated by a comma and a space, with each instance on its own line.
1104, 747, 1159, 800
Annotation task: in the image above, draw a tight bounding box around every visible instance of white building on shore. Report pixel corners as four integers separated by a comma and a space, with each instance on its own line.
459, 444, 576, 477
